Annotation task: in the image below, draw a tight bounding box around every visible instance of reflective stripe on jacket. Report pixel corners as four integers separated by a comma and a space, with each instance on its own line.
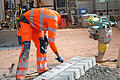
23, 8, 61, 52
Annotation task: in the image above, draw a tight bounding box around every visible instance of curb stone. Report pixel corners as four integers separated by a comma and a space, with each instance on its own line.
34, 57, 96, 80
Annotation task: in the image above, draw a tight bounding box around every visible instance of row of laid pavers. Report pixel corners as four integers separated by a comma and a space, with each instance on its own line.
34, 56, 96, 80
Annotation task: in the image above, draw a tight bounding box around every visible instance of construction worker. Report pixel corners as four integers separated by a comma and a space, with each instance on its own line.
16, 8, 65, 80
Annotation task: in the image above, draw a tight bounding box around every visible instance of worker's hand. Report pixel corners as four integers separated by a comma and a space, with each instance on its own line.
55, 56, 64, 63
44, 36, 49, 46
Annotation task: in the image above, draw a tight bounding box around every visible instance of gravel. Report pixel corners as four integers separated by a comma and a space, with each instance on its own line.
79, 64, 120, 80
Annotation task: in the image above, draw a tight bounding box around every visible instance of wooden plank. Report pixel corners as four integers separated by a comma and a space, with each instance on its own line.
25, 72, 38, 79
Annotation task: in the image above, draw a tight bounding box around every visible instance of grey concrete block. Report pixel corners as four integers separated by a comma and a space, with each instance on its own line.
74, 56, 96, 66
75, 62, 89, 71
40, 69, 60, 79
33, 71, 52, 80
50, 75, 69, 80
34, 62, 75, 80
34, 57, 96, 80
60, 71, 75, 80
66, 57, 82, 63
80, 59, 93, 68
82, 57, 96, 66
70, 65, 85, 75
65, 68, 80, 79
56, 62, 75, 69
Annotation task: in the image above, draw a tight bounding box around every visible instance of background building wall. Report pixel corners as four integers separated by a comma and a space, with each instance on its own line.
95, 0, 119, 15
40, 0, 54, 6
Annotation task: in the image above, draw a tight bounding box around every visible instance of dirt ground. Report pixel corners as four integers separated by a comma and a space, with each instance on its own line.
0, 27, 120, 79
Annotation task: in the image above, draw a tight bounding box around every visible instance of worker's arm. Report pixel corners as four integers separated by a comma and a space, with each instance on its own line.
47, 20, 58, 52
48, 20, 64, 63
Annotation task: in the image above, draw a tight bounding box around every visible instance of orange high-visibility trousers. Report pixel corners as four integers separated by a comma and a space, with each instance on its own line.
16, 22, 48, 79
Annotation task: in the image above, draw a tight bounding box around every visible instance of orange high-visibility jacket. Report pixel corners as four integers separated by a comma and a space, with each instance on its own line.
23, 8, 61, 52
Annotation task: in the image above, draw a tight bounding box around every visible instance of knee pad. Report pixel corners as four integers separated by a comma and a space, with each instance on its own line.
21, 41, 31, 61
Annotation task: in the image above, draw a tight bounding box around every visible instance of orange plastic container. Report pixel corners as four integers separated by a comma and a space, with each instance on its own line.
59, 18, 67, 29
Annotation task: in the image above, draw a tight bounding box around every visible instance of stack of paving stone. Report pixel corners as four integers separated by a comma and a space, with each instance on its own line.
34, 56, 96, 80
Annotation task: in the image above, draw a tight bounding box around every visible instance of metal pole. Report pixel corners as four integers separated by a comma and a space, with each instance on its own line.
116, 48, 120, 68
54, 0, 57, 11
14, 0, 16, 9
107, 1, 109, 15
10, 0, 11, 14
93, 0, 96, 14
65, 0, 68, 11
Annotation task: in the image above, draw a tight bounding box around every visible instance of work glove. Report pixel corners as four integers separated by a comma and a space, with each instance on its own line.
55, 56, 64, 63
44, 36, 49, 46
